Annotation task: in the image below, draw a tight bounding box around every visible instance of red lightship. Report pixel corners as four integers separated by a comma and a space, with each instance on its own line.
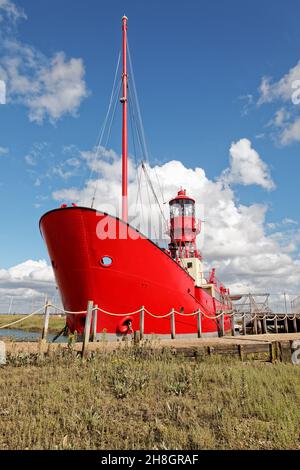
40, 17, 232, 338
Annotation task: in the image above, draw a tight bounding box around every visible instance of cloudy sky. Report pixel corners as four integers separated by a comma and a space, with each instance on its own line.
1, 0, 300, 311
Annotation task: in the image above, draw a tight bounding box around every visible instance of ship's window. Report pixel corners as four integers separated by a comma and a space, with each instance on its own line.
187, 262, 193, 269
100, 256, 113, 267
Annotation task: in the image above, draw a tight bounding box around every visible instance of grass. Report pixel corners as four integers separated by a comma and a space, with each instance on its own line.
0, 345, 300, 450
0, 314, 66, 333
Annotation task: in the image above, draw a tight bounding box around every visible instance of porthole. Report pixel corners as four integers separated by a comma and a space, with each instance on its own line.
100, 256, 113, 267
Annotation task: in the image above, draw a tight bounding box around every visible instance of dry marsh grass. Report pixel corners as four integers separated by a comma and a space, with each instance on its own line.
0, 345, 300, 450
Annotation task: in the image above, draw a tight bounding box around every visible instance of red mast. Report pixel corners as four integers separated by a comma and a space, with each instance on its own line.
121, 15, 128, 222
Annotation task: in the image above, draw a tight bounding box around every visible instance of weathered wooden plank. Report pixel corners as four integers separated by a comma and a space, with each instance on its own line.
81, 300, 93, 358
279, 341, 292, 363
92, 305, 98, 343
230, 315, 236, 337
242, 315, 247, 335
140, 306, 145, 340
219, 313, 225, 337
197, 310, 202, 339
41, 301, 50, 341
170, 309, 176, 340
274, 316, 279, 334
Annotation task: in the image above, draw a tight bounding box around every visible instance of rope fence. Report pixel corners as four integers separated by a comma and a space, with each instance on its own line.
1, 301, 300, 346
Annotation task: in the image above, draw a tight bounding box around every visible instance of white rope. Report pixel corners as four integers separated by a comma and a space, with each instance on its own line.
174, 310, 198, 317
0, 305, 46, 330
47, 304, 87, 315
95, 307, 141, 316
144, 310, 172, 319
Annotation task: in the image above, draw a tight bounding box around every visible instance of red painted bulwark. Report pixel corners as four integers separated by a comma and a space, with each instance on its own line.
40, 207, 231, 336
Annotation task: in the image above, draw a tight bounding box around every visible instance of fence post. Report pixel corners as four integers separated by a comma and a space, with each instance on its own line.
41, 300, 50, 341
292, 316, 297, 333
219, 312, 225, 337
284, 315, 289, 333
92, 305, 98, 342
140, 306, 145, 340
82, 300, 93, 358
242, 314, 247, 335
262, 316, 267, 334
231, 313, 236, 337
274, 315, 278, 334
170, 309, 176, 340
197, 309, 202, 338
253, 314, 258, 335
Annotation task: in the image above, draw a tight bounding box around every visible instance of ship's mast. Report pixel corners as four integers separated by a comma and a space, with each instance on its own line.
121, 15, 128, 222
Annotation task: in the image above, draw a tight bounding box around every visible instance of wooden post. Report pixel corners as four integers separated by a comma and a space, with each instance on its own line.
242, 314, 247, 335
262, 316, 267, 334
219, 313, 225, 337
231, 313, 235, 337
134, 331, 140, 344
284, 315, 289, 333
274, 315, 278, 334
41, 300, 50, 341
292, 316, 297, 333
140, 306, 145, 340
197, 310, 202, 338
170, 309, 176, 340
92, 305, 98, 342
253, 314, 258, 335
82, 300, 93, 358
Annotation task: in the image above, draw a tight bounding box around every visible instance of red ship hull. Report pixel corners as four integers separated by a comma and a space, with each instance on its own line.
40, 207, 231, 336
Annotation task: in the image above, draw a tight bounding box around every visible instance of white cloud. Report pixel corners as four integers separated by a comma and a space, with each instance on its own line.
50, 143, 300, 296
0, 1, 89, 124
27, 52, 89, 123
258, 60, 300, 105
0, 146, 8, 156
0, 259, 56, 312
272, 108, 290, 128
0, 0, 26, 23
0, 42, 89, 123
258, 60, 300, 145
220, 138, 275, 190
280, 116, 300, 145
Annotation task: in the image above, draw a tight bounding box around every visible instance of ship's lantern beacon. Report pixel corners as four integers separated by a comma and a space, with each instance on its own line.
168, 189, 200, 260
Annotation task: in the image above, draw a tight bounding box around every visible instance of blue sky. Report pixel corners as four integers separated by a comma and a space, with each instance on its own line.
1, 0, 300, 306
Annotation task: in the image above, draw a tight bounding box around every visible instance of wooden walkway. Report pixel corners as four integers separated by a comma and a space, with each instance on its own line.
3, 333, 300, 363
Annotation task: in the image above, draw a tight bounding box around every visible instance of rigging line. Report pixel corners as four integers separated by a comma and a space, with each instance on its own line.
96, 51, 121, 150
153, 162, 166, 209
127, 79, 166, 223
104, 80, 122, 148
128, 89, 143, 212
141, 161, 167, 224
127, 39, 149, 162
128, 87, 146, 230
89, 54, 121, 185
89, 51, 121, 207
91, 79, 122, 209
127, 80, 147, 162
127, 42, 167, 224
